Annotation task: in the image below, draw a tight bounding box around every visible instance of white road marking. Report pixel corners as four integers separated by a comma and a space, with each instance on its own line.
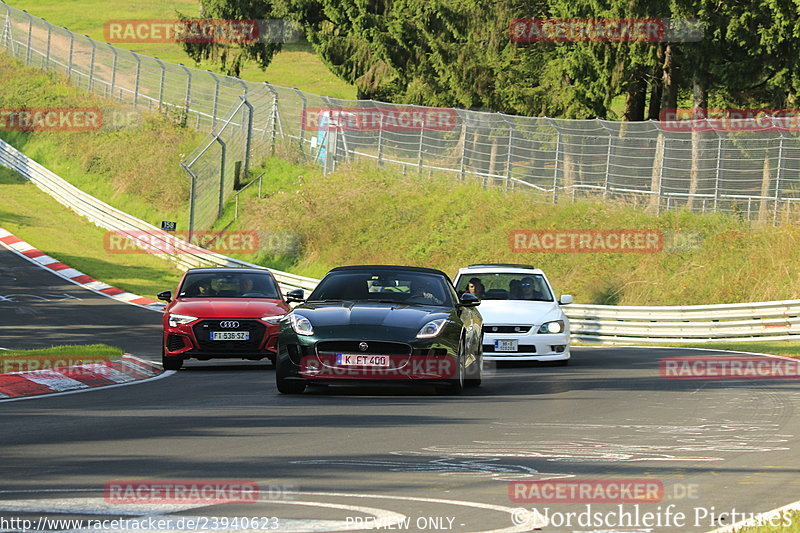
293, 457, 572, 481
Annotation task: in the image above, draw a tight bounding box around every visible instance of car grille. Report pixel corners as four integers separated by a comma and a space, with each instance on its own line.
193, 320, 266, 353
316, 341, 412, 356
483, 344, 537, 353
167, 334, 187, 352
484, 325, 532, 334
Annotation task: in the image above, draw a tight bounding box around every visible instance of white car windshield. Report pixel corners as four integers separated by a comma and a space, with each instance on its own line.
457, 273, 553, 301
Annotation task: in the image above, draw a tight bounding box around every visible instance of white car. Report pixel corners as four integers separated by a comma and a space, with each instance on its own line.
453, 264, 573, 364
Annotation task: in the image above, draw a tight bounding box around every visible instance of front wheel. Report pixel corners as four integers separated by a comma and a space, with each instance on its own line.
162, 355, 183, 371
276, 376, 306, 394
438, 350, 465, 395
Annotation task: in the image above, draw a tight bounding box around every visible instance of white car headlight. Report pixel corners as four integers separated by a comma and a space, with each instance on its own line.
417, 318, 448, 338
168, 313, 198, 327
290, 313, 314, 336
262, 314, 287, 325
538, 320, 565, 334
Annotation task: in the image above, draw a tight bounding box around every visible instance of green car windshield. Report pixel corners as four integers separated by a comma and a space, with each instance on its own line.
309, 271, 453, 307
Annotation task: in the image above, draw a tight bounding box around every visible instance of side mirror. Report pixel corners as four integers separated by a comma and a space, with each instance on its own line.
157, 290, 172, 302
459, 293, 480, 307
559, 294, 573, 305
286, 289, 305, 303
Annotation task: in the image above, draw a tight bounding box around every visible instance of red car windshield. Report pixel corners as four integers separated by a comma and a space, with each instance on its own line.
178, 272, 280, 299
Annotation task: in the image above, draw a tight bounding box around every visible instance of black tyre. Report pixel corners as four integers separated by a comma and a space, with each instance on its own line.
276, 377, 306, 394
162, 355, 183, 371
438, 350, 465, 395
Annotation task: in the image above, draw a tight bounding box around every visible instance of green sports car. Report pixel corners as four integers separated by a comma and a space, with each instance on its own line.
275, 265, 483, 395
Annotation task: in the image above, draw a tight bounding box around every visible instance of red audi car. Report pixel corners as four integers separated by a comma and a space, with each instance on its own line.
158, 268, 290, 370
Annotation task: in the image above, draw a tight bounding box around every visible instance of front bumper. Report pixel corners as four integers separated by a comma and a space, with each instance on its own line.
276, 334, 465, 383
482, 331, 570, 361
163, 319, 279, 360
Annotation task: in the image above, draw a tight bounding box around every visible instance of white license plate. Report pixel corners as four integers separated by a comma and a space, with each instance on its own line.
211, 331, 250, 341
336, 354, 390, 367
494, 339, 518, 352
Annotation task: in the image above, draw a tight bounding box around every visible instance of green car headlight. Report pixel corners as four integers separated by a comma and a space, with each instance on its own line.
290, 313, 314, 336
417, 318, 447, 338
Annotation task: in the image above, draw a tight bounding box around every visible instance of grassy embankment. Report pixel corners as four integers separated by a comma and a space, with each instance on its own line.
0, 344, 123, 357
8, 0, 357, 99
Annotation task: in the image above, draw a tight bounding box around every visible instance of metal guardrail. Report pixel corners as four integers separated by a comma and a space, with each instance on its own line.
3, 132, 797, 341
0, 138, 318, 293
567, 300, 800, 344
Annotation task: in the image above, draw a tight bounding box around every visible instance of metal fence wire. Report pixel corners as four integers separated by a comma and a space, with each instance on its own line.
3, 0, 800, 232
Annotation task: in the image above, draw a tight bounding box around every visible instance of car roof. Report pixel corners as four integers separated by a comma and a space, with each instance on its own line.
328, 265, 449, 277
185, 267, 271, 275
456, 264, 545, 275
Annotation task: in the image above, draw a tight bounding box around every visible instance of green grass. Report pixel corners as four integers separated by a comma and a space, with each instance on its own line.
666, 341, 800, 358
735, 511, 800, 532
8, 0, 357, 98
0, 344, 123, 357
231, 155, 800, 306
0, 166, 182, 298
0, 53, 201, 228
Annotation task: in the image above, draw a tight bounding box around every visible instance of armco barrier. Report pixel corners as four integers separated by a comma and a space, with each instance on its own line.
0, 138, 318, 292
2, 137, 797, 343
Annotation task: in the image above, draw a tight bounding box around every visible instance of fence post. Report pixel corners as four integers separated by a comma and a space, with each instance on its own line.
600, 123, 613, 200
181, 163, 197, 244
209, 71, 220, 130
417, 120, 424, 174
264, 82, 279, 153
240, 96, 254, 182
215, 135, 227, 219
459, 118, 467, 181
774, 132, 786, 225
43, 20, 51, 69
377, 112, 385, 165
108, 43, 118, 99
23, 11, 32, 65
87, 36, 96, 92
131, 52, 141, 106
504, 127, 513, 190
294, 88, 307, 154
179, 64, 192, 118
1, 3, 14, 55
155, 58, 166, 110
547, 118, 560, 204
713, 135, 722, 211
66, 29, 73, 80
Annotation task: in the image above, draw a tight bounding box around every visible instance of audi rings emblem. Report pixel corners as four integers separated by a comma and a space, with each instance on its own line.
359, 342, 369, 352
220, 321, 240, 329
